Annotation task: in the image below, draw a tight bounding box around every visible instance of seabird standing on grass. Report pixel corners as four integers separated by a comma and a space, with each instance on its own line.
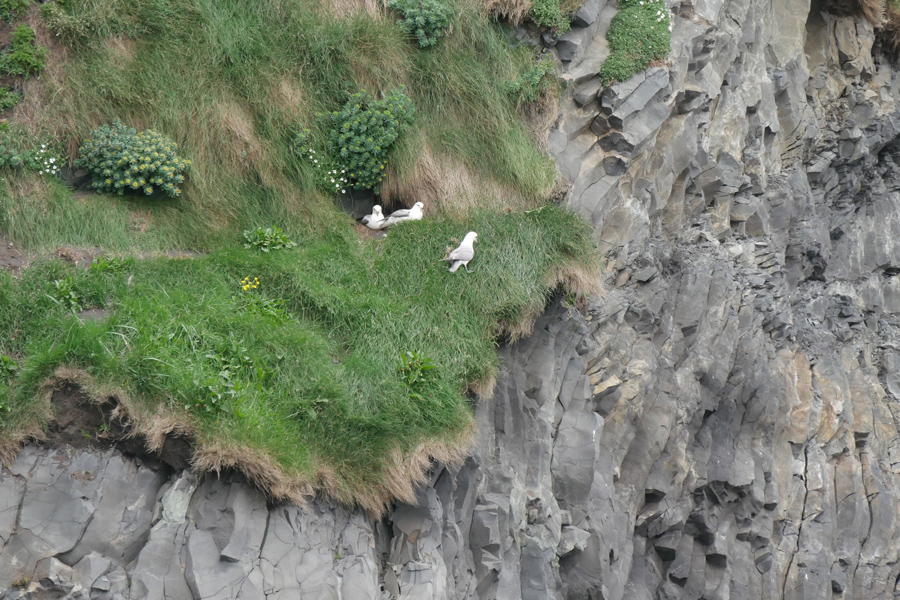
440, 231, 478, 273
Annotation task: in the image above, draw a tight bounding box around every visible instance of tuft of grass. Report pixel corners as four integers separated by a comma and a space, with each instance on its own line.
530, 0, 570, 32
600, 0, 670, 84
0, 206, 598, 513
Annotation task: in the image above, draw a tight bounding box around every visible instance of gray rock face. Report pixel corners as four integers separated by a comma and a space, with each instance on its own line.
6, 0, 900, 597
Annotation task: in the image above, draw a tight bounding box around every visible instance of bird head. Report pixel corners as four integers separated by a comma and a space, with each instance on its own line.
464, 231, 478, 245
414, 202, 425, 210
373, 205, 383, 217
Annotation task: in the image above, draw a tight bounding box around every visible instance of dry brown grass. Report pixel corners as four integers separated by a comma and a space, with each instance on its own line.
520, 88, 562, 153
324, 0, 381, 19
861, 0, 887, 27
7, 368, 477, 516
379, 143, 537, 217
480, 0, 532, 25
882, 5, 900, 50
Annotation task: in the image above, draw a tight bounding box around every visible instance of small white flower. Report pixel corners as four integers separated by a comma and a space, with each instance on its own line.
41, 144, 45, 148
314, 159, 318, 163
331, 179, 335, 183
49, 158, 55, 163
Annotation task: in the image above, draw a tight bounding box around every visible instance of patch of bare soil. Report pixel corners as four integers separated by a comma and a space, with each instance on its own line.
45, 382, 195, 472
0, 233, 28, 273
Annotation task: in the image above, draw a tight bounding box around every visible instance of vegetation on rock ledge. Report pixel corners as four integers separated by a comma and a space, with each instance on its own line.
0, 0, 600, 512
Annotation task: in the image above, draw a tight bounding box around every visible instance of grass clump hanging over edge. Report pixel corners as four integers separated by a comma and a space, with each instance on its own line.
0, 207, 600, 515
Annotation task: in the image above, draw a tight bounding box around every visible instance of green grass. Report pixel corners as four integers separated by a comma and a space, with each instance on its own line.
0, 0, 602, 509
600, 0, 670, 84
0, 207, 597, 510
26, 0, 557, 242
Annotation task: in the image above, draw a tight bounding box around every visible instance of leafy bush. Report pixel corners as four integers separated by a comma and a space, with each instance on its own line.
601, 0, 670, 84
507, 56, 555, 105
327, 88, 414, 191
0, 0, 29, 23
75, 120, 190, 197
530, 0, 570, 32
1, 25, 48, 77
242, 226, 297, 252
388, 0, 452, 47
0, 86, 22, 111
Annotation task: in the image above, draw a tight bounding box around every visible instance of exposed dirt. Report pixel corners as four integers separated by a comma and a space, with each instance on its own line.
55, 244, 103, 268
45, 382, 195, 472
0, 233, 28, 273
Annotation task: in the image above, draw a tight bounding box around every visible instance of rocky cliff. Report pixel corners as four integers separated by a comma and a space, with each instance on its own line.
4, 0, 900, 596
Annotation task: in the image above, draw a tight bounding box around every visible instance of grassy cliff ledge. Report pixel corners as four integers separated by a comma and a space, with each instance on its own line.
0, 0, 599, 513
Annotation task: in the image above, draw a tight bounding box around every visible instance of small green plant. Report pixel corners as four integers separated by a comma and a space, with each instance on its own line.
530, 0, 570, 32
242, 227, 297, 252
0, 86, 22, 111
0, 354, 17, 380
90, 255, 134, 273
294, 129, 350, 194
0, 140, 60, 175
12, 578, 29, 588
0, 26, 48, 77
388, 0, 451, 48
0, 0, 30, 23
183, 338, 269, 418
507, 56, 556, 105
397, 350, 436, 400
600, 0, 670, 84
75, 119, 190, 198
50, 276, 82, 312
327, 88, 414, 191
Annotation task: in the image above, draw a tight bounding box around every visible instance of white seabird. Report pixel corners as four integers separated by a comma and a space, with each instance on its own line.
361, 205, 386, 230
440, 231, 478, 273
384, 202, 424, 227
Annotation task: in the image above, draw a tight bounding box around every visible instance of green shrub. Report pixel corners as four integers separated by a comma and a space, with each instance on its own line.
0, 0, 29, 23
0, 86, 22, 111
242, 226, 297, 252
601, 0, 670, 84
388, 0, 452, 48
507, 56, 555, 105
327, 88, 414, 191
75, 120, 190, 197
530, 0, 570, 32
1, 25, 48, 77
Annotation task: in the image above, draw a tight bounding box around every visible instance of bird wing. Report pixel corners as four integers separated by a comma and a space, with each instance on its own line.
361, 214, 372, 225
448, 245, 474, 262
388, 208, 410, 219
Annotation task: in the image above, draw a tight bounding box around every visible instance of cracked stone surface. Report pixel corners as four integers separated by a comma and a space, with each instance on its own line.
6, 0, 900, 596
